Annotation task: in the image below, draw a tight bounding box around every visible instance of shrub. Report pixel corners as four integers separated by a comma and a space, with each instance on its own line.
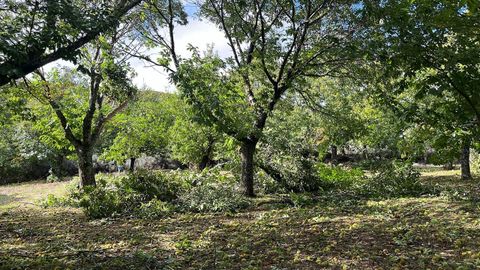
316, 163, 365, 190
119, 169, 184, 203
255, 170, 283, 194
71, 171, 184, 218
58, 169, 250, 218
178, 183, 250, 213
40, 194, 74, 208
74, 178, 122, 218
360, 160, 430, 198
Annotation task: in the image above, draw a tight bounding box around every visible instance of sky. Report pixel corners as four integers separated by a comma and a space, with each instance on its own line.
130, 18, 231, 92
45, 8, 231, 92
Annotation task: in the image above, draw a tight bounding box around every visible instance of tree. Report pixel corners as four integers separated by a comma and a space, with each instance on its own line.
0, 116, 51, 183
140, 0, 360, 196
102, 91, 174, 171
0, 0, 142, 86
357, 1, 479, 178
22, 30, 137, 187
167, 95, 223, 171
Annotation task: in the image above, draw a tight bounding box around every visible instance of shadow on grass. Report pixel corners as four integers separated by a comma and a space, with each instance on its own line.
1, 171, 480, 269
0, 194, 20, 206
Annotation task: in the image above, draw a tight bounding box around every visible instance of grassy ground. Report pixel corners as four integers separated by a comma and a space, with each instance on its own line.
1, 170, 479, 269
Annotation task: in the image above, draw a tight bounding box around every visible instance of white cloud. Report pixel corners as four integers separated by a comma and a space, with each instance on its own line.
132, 18, 230, 92
43, 18, 230, 92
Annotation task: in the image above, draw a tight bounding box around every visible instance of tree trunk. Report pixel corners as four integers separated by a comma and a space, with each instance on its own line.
198, 155, 210, 171
130, 157, 137, 172
331, 145, 338, 164
240, 139, 257, 197
130, 157, 136, 172
363, 145, 368, 160
77, 147, 96, 188
461, 137, 472, 180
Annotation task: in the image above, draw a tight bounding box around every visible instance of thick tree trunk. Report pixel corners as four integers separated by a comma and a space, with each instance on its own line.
130, 157, 136, 172
240, 139, 257, 197
461, 137, 472, 180
77, 147, 96, 188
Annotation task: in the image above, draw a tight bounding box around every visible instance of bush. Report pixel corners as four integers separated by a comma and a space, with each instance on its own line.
316, 163, 365, 190
257, 160, 365, 193
76, 181, 122, 218
178, 183, 250, 213
55, 169, 250, 218
41, 194, 74, 208
71, 171, 183, 218
360, 160, 430, 198
119, 169, 184, 203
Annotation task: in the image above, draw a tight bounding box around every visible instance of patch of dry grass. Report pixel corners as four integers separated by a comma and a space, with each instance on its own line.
0, 180, 70, 211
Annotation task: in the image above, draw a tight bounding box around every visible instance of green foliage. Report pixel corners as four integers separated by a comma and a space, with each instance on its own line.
72, 171, 183, 218
135, 199, 174, 219
166, 94, 224, 168
316, 164, 365, 190
362, 0, 480, 140
61, 169, 250, 218
288, 193, 316, 208
178, 183, 250, 213
0, 121, 51, 183
102, 91, 173, 164
120, 169, 183, 203
76, 179, 122, 219
40, 194, 73, 208
0, 0, 140, 84
177, 48, 254, 138
360, 161, 429, 198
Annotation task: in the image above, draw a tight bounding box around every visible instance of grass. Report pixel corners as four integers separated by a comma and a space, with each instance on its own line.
0, 170, 480, 269
0, 180, 70, 211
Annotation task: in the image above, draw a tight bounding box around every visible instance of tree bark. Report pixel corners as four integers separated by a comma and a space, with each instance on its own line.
331, 145, 338, 164
240, 139, 257, 197
130, 157, 136, 172
198, 155, 210, 171
77, 147, 96, 188
461, 137, 472, 180
363, 145, 368, 160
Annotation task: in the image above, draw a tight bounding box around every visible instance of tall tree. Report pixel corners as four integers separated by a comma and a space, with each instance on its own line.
21, 27, 137, 187
357, 0, 479, 178
361, 0, 479, 130
139, 0, 360, 196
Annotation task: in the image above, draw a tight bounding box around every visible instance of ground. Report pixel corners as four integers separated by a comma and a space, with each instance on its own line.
1, 169, 479, 269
